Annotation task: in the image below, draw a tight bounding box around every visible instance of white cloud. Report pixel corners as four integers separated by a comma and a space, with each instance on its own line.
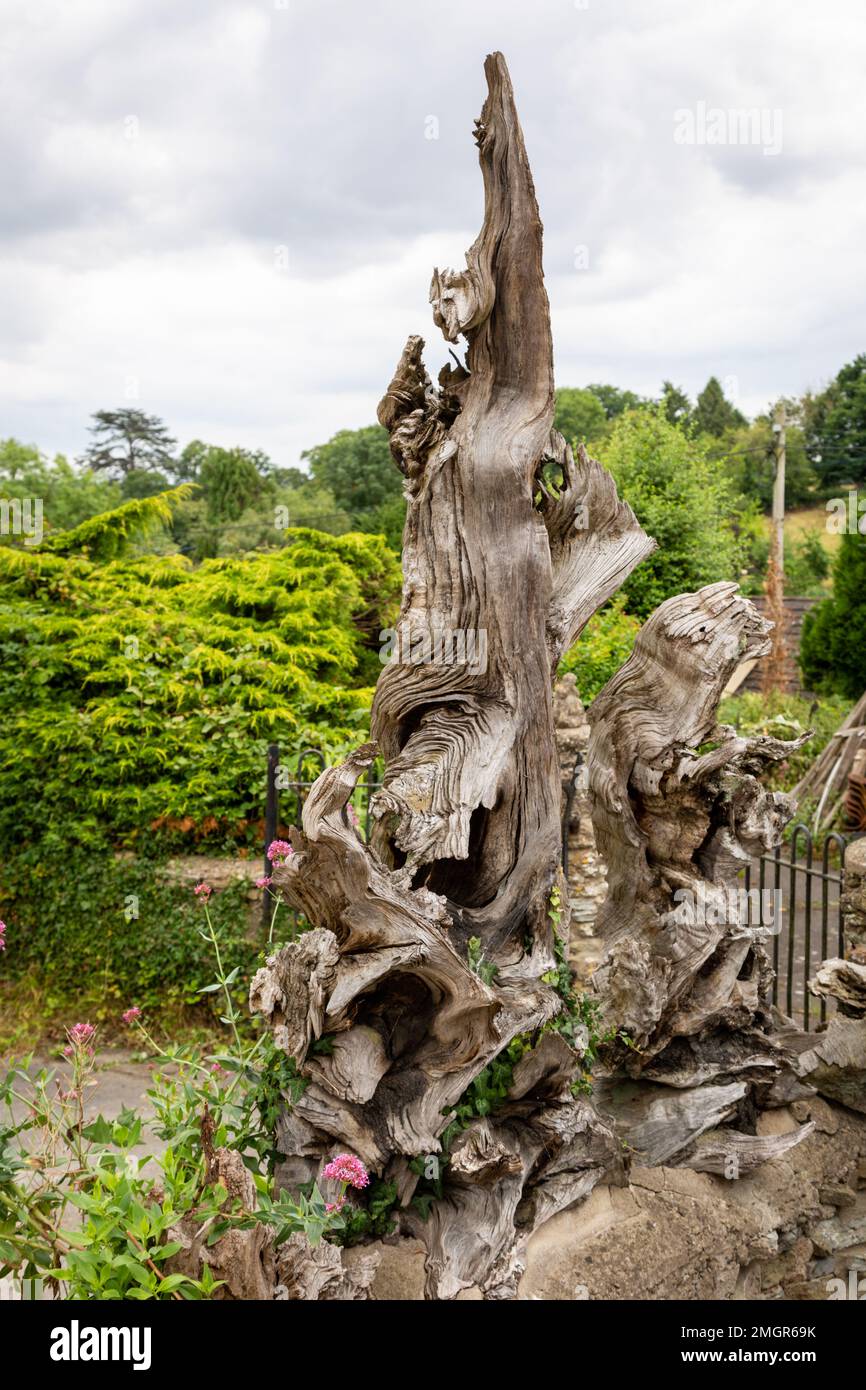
1, 0, 865, 463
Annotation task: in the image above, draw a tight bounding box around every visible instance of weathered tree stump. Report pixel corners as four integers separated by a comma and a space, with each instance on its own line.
250, 53, 814, 1298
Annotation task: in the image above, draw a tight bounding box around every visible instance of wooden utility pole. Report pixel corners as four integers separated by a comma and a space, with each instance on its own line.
762, 399, 789, 693
772, 399, 786, 569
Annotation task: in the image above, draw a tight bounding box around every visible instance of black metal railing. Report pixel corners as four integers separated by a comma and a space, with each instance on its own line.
743, 825, 848, 1030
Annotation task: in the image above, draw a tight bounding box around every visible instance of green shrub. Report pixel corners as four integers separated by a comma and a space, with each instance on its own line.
0, 845, 258, 1029
0, 521, 395, 852
0, 498, 396, 1033
598, 407, 747, 617
558, 598, 640, 702
800, 531, 866, 698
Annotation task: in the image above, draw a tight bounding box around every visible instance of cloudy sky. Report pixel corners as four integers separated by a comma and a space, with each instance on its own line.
2, 0, 865, 468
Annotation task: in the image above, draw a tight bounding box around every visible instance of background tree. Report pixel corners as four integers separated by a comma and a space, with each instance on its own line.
800, 530, 866, 698
602, 405, 746, 616
724, 408, 818, 510
553, 386, 607, 444
210, 484, 353, 556
693, 375, 746, 436
198, 446, 272, 525
659, 380, 692, 428
157, 444, 275, 559
119, 467, 171, 500
268, 464, 314, 490
584, 382, 647, 420
302, 424, 404, 538
806, 352, 866, 489
174, 438, 208, 482
0, 438, 121, 534
81, 409, 177, 477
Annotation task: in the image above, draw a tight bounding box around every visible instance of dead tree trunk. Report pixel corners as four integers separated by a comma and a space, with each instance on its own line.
250, 52, 652, 1298
250, 53, 813, 1299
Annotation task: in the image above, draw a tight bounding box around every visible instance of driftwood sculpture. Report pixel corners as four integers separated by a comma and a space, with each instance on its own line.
250, 53, 814, 1298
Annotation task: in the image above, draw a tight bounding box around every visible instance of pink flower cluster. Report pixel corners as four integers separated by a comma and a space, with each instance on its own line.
64, 1021, 95, 1057
122, 1006, 142, 1025
322, 1153, 369, 1189
0, 920, 6, 952
267, 839, 293, 866
321, 1153, 369, 1215
255, 874, 273, 889
194, 882, 213, 901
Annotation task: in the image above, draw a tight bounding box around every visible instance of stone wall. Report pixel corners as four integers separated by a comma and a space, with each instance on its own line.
159, 855, 264, 935
360, 1097, 866, 1300
553, 674, 607, 985
842, 838, 866, 963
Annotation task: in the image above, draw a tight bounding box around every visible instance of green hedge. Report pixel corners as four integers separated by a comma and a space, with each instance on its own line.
0, 520, 395, 852
0, 844, 258, 1029
0, 500, 397, 1035
558, 598, 640, 703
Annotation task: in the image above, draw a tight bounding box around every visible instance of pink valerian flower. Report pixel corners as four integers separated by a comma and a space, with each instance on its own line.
122, 1007, 142, 1025
64, 1021, 95, 1058
255, 875, 273, 889
266, 839, 293, 866
322, 1153, 370, 1190
67, 1022, 95, 1046
210, 1062, 225, 1075
0, 920, 6, 951
347, 804, 361, 831
194, 882, 213, 901
325, 1199, 345, 1214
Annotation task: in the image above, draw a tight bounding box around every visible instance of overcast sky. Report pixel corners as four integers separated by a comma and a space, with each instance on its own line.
2, 0, 865, 469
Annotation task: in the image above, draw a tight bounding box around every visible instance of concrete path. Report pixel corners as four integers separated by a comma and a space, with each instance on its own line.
3, 1049, 165, 1156
0, 1051, 168, 1301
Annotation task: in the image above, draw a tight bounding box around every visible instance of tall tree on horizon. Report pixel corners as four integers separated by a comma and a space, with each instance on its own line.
659, 379, 692, 428
81, 409, 177, 477
693, 376, 747, 437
